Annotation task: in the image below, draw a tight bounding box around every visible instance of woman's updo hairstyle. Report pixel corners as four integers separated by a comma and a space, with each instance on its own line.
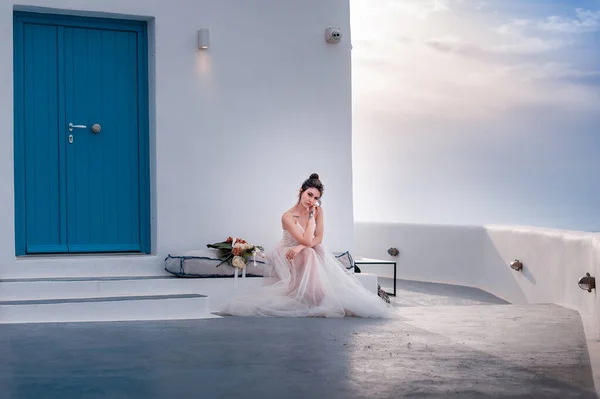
299, 173, 324, 198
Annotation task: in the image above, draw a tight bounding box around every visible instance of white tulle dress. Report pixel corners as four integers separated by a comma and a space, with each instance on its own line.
221, 221, 391, 318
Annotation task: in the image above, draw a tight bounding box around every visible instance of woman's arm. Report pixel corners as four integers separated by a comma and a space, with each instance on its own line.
281, 213, 314, 246
286, 244, 308, 261
281, 207, 324, 248
309, 207, 324, 247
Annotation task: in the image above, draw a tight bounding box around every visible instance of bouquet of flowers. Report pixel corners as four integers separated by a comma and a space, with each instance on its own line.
207, 236, 264, 269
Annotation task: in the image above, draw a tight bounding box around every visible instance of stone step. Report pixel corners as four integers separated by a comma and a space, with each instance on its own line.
0, 274, 381, 319
0, 276, 207, 301
0, 293, 216, 324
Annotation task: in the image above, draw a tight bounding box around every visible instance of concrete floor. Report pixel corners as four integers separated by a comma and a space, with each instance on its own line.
0, 281, 596, 399
380, 277, 510, 307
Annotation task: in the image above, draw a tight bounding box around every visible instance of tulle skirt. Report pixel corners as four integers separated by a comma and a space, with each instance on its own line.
221, 244, 391, 318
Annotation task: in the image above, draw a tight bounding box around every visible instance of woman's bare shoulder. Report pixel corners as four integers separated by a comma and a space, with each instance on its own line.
281, 209, 296, 223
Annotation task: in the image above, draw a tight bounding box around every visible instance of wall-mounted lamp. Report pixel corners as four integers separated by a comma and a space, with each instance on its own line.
510, 259, 523, 272
578, 273, 596, 293
197, 28, 210, 49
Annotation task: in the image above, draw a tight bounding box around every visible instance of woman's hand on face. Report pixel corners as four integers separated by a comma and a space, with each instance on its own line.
314, 204, 321, 218
309, 204, 321, 220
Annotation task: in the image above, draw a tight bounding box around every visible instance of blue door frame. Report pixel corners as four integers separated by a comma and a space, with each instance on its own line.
13, 12, 150, 255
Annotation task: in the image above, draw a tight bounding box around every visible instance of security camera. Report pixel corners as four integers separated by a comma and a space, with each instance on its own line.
325, 27, 342, 43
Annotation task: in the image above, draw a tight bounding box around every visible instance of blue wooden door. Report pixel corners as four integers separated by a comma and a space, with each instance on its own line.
14, 13, 150, 255
64, 26, 142, 252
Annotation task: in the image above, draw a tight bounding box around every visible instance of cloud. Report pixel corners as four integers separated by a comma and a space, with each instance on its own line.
425, 35, 567, 59
350, 0, 600, 228
501, 62, 600, 81
396, 36, 415, 45
425, 36, 498, 61
351, 0, 600, 122
476, 1, 488, 11
353, 45, 600, 124
499, 8, 600, 35
494, 12, 589, 54
497, 19, 533, 36
388, 0, 452, 19
493, 37, 568, 54
538, 8, 600, 33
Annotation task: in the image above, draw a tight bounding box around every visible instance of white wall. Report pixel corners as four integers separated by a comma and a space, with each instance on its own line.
355, 222, 600, 335
354, 222, 485, 287
0, 0, 353, 278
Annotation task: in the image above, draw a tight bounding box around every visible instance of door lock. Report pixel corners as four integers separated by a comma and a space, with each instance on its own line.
68, 134, 73, 144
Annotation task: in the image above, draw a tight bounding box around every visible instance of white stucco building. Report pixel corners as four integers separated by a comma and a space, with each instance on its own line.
1, 0, 354, 280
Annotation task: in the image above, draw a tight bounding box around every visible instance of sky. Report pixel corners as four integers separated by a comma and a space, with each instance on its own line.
350, 0, 600, 231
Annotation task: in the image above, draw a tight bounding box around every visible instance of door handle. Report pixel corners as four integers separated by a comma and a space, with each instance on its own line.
68, 123, 87, 132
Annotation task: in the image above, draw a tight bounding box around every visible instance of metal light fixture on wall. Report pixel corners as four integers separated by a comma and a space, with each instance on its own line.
197, 28, 210, 49
510, 259, 523, 271
578, 273, 596, 293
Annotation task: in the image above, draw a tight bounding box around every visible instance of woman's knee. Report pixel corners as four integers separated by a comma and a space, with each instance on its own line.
299, 246, 319, 258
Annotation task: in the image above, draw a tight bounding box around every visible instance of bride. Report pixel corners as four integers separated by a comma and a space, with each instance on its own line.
221, 173, 390, 318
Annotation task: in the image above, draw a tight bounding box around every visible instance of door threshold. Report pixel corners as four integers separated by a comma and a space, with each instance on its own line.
17, 252, 154, 260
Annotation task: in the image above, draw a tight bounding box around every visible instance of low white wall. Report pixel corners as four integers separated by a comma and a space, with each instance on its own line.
355, 222, 600, 332
353, 222, 485, 288
482, 226, 600, 313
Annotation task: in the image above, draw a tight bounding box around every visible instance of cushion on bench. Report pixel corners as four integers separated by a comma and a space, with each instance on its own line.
166, 249, 358, 277
334, 251, 360, 273
165, 249, 266, 278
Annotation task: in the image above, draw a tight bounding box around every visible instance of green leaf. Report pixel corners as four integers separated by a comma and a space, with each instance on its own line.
216, 254, 233, 267
207, 243, 232, 250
